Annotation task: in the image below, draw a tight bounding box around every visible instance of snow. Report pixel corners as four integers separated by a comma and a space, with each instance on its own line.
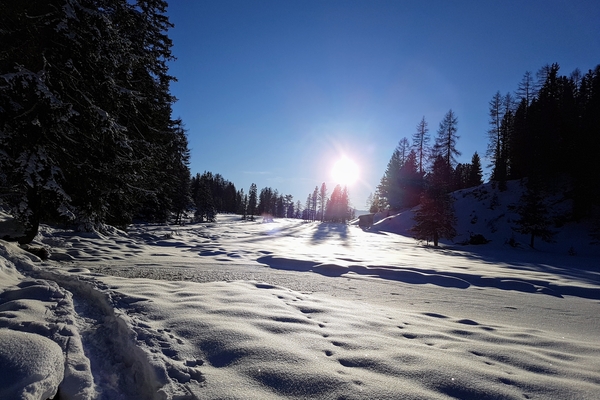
1, 184, 600, 399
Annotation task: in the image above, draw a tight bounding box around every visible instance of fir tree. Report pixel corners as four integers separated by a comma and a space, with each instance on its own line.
397, 150, 422, 207
379, 137, 410, 210
468, 152, 484, 188
411, 156, 456, 246
512, 181, 555, 248
0, 0, 186, 239
324, 185, 350, 223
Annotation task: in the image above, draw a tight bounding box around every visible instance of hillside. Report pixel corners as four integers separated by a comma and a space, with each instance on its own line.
370, 180, 600, 257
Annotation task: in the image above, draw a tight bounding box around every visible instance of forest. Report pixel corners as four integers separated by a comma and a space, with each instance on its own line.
370, 63, 600, 246
1, 1, 599, 247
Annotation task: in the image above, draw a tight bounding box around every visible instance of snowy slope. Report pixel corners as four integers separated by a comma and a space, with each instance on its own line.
372, 179, 600, 257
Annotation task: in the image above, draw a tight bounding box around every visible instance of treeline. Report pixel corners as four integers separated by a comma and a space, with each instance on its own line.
369, 111, 483, 214
302, 183, 355, 223
190, 174, 300, 223
368, 109, 481, 245
191, 173, 355, 224
0, 0, 190, 242
373, 62, 600, 247
486, 63, 600, 219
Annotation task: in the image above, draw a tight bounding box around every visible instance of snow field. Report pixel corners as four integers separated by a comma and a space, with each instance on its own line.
0, 198, 599, 399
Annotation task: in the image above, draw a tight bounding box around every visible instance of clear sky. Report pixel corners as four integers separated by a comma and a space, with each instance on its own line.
166, 0, 600, 210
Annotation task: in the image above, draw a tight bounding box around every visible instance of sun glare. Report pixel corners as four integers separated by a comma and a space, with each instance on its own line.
331, 157, 359, 186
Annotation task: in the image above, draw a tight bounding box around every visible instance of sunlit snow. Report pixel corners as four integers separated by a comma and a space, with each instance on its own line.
1, 183, 600, 399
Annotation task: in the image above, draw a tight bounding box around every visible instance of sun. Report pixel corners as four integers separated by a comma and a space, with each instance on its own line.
331, 156, 359, 186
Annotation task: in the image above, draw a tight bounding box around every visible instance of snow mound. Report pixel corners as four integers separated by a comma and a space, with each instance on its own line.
0, 241, 95, 400
0, 329, 64, 400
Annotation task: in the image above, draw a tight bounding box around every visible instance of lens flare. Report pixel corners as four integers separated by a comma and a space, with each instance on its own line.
331, 157, 359, 186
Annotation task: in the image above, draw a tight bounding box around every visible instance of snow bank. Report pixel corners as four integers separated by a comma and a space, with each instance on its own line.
0, 329, 64, 400
0, 241, 94, 400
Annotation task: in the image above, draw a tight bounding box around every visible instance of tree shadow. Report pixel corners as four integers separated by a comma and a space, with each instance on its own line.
310, 223, 350, 246
256, 244, 600, 300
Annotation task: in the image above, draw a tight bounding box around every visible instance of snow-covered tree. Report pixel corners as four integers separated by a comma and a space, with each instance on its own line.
0, 0, 187, 240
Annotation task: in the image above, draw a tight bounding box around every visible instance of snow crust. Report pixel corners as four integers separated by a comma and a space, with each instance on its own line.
1, 183, 600, 399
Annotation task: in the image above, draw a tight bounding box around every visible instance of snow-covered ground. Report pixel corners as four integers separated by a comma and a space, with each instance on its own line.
1, 185, 600, 399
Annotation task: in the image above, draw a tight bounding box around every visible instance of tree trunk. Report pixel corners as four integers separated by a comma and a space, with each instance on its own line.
18, 187, 41, 245
529, 233, 535, 249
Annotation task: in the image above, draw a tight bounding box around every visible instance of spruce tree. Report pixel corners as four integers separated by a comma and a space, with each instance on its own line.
512, 181, 555, 248
379, 138, 410, 210
248, 183, 257, 220
468, 152, 484, 188
411, 156, 456, 246
0, 0, 187, 239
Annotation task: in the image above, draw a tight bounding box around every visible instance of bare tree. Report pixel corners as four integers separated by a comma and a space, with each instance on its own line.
434, 109, 460, 170
412, 116, 430, 175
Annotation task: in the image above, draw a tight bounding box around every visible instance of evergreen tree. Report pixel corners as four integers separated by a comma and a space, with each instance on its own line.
468, 152, 484, 188
247, 183, 257, 220
324, 184, 350, 223
512, 181, 555, 248
452, 163, 471, 190
319, 183, 328, 221
378, 137, 410, 210
312, 186, 318, 221
0, 0, 186, 240
411, 156, 456, 246
193, 175, 216, 223
397, 150, 422, 207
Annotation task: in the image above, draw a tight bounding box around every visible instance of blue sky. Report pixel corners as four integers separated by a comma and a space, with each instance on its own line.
166, 0, 600, 209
